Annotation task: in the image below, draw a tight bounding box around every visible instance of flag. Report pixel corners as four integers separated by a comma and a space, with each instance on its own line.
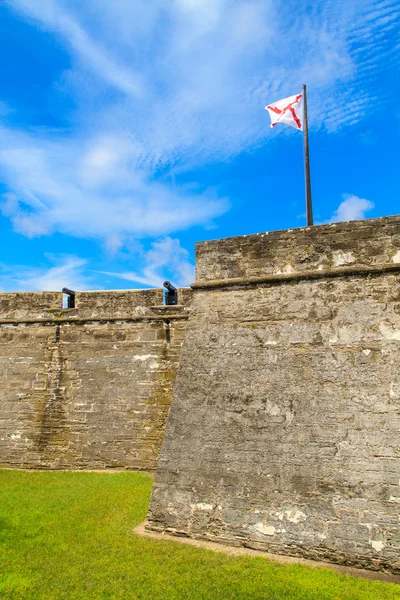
265, 93, 303, 130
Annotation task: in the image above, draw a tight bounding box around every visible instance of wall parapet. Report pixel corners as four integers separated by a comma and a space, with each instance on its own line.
0, 288, 193, 321
196, 216, 400, 283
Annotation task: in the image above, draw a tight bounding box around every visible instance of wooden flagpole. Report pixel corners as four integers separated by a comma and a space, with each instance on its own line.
302, 84, 313, 226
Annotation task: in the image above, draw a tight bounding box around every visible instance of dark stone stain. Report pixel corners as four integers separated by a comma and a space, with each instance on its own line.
36, 325, 69, 453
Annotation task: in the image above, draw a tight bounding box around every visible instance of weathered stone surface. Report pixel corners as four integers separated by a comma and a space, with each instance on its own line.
0, 289, 192, 470
2, 215, 400, 573
0, 292, 62, 320
148, 216, 400, 573
196, 215, 400, 282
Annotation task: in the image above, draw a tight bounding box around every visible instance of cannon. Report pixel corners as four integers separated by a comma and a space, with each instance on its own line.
62, 287, 75, 309
163, 281, 178, 306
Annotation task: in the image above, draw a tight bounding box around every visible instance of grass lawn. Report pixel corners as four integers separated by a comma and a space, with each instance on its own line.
0, 471, 399, 600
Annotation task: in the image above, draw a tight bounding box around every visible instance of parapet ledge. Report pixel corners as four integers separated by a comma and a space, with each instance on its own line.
149, 305, 190, 314
0, 288, 193, 323
195, 215, 400, 285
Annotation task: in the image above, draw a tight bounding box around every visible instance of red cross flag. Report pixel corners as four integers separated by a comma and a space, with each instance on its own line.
265, 86, 313, 227
265, 92, 303, 130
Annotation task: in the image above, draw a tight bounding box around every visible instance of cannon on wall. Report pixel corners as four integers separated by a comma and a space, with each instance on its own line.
163, 281, 178, 306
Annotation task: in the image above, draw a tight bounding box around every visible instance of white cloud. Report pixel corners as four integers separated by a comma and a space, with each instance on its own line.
1, 0, 395, 248
0, 125, 228, 240
0, 255, 97, 292
328, 194, 374, 223
103, 236, 195, 288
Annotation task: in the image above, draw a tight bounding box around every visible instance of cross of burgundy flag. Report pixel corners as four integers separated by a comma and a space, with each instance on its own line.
265, 92, 303, 130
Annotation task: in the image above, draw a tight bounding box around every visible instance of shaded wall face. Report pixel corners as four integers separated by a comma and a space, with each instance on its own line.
0, 289, 191, 470
148, 217, 400, 573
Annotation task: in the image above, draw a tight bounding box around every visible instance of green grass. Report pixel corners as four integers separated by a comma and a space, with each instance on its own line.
0, 471, 398, 600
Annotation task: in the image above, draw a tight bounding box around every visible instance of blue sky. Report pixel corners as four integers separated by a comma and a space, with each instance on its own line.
0, 0, 399, 292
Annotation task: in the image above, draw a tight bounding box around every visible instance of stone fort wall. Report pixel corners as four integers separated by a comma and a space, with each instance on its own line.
0, 288, 192, 470
1, 215, 400, 572
148, 216, 400, 573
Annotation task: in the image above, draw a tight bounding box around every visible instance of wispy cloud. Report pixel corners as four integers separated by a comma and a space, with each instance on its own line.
0, 254, 97, 291
103, 236, 195, 288
0, 237, 195, 292
0, 126, 228, 240
327, 194, 374, 223
6, 0, 145, 97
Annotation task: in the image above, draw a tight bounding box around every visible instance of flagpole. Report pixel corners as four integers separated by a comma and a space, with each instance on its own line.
302, 84, 313, 226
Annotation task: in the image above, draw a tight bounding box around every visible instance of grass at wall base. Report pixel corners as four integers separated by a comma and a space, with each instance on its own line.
0, 471, 398, 600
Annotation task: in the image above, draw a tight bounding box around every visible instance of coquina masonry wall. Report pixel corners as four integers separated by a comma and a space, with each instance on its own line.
148, 216, 400, 573
0, 288, 191, 470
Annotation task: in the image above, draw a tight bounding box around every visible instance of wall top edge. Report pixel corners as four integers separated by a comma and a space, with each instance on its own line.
195, 214, 400, 249
195, 215, 400, 283
0, 287, 192, 296
0, 288, 193, 321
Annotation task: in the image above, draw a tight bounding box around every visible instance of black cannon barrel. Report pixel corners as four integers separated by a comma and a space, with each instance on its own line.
62, 287, 75, 309
163, 281, 178, 305
62, 287, 75, 296
163, 281, 177, 293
